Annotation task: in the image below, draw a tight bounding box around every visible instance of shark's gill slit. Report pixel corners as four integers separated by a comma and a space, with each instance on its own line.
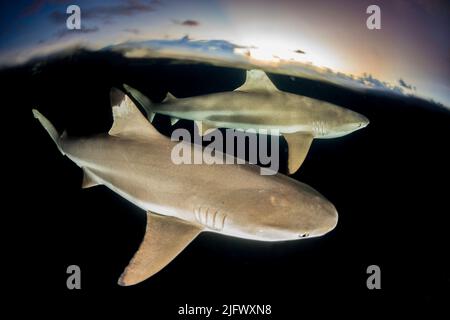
194, 206, 225, 231
205, 207, 210, 226
220, 214, 227, 231
194, 207, 199, 223
211, 209, 218, 229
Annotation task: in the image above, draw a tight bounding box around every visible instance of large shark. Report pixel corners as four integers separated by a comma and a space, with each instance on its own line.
32, 88, 338, 286
124, 69, 369, 174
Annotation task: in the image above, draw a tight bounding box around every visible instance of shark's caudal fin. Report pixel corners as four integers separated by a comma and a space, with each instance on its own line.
123, 83, 180, 125
119, 211, 203, 286
109, 88, 164, 140
32, 109, 65, 155
123, 84, 159, 123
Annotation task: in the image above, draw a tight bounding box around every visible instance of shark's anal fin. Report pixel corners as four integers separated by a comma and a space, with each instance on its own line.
284, 133, 314, 174
81, 168, 100, 189
235, 69, 279, 92
118, 211, 203, 286
195, 120, 216, 136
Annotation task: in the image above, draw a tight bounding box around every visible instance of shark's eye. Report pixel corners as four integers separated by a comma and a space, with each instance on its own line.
299, 233, 309, 238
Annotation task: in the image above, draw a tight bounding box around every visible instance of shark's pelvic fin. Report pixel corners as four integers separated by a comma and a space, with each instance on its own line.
195, 120, 216, 136
118, 211, 202, 286
81, 168, 100, 189
235, 69, 279, 92
170, 117, 180, 126
149, 112, 156, 123
284, 132, 314, 174
109, 88, 163, 140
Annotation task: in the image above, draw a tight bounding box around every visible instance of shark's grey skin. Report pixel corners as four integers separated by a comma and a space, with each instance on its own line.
32, 88, 337, 286
124, 69, 369, 173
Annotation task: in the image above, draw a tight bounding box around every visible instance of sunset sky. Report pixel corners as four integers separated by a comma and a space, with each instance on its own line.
0, 0, 448, 106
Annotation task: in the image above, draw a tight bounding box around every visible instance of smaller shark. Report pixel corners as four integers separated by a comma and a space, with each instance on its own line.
124, 69, 369, 174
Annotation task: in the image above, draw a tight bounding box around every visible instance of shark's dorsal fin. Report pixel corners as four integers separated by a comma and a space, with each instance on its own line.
235, 69, 278, 92
118, 211, 203, 286
109, 88, 162, 140
284, 132, 314, 174
163, 92, 177, 103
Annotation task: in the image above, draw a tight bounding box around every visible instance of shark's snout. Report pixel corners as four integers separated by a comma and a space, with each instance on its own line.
344, 112, 369, 135
358, 114, 370, 128
308, 201, 338, 237
323, 202, 338, 233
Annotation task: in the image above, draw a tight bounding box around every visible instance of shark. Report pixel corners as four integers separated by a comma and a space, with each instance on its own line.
124, 69, 369, 174
32, 88, 338, 286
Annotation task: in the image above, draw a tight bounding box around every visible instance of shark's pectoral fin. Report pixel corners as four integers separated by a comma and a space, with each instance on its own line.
235, 69, 279, 92
149, 112, 156, 123
170, 117, 180, 126
284, 133, 314, 174
81, 168, 100, 189
118, 211, 202, 286
195, 120, 216, 136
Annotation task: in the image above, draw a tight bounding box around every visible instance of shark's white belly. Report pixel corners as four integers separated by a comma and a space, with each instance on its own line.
62, 134, 277, 235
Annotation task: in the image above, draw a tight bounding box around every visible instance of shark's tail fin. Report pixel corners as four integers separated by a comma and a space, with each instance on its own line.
123, 84, 157, 122
32, 109, 65, 155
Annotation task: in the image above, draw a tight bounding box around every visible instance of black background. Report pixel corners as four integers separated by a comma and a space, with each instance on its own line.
3, 50, 449, 316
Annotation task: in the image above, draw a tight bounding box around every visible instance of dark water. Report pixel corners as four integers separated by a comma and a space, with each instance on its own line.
3, 50, 449, 315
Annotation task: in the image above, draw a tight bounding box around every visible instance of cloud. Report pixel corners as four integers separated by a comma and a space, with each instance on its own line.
173, 19, 200, 27
318, 69, 419, 96
123, 28, 140, 34
35, 26, 100, 44
106, 37, 423, 103
348, 73, 406, 94
49, 0, 158, 24
410, 0, 450, 15
54, 26, 99, 39
22, 0, 71, 16
48, 11, 66, 24
399, 78, 416, 91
